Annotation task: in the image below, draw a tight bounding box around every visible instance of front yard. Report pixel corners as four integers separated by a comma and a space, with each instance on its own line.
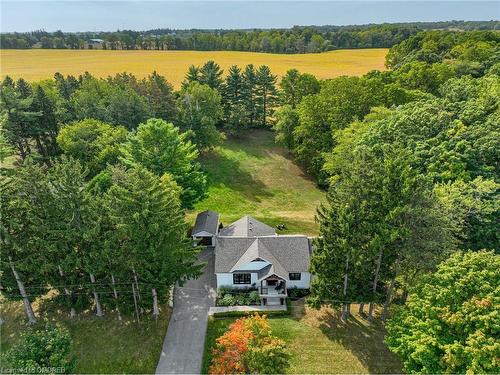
0, 297, 170, 373
203, 301, 402, 374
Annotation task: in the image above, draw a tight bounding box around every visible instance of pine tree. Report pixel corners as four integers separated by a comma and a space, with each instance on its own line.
241, 64, 258, 128
104, 166, 202, 313
30, 85, 59, 161
199, 60, 223, 90
222, 65, 247, 134
255, 65, 278, 127
182, 65, 200, 89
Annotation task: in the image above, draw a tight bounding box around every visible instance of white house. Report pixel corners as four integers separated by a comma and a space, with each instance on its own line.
193, 213, 313, 306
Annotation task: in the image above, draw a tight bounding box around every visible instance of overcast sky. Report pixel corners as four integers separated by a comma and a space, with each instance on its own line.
1, 1, 498, 32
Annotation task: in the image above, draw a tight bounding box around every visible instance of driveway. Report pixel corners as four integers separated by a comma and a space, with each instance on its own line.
156, 247, 217, 374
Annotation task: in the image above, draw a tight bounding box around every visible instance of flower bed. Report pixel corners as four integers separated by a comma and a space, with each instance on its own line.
216, 286, 261, 307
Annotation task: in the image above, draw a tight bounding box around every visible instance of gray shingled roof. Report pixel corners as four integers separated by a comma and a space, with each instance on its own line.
192, 210, 219, 236
218, 216, 276, 237
215, 235, 311, 277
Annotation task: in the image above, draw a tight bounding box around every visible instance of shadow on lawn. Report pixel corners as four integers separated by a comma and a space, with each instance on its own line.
314, 307, 402, 374
201, 148, 274, 203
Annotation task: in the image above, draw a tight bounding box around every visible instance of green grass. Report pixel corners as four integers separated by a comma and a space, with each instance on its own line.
190, 129, 325, 235
0, 297, 170, 373
202, 302, 402, 374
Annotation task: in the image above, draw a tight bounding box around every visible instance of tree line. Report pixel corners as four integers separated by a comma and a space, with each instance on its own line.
268, 29, 499, 374
1, 29, 498, 372
1, 21, 498, 53
0, 59, 289, 323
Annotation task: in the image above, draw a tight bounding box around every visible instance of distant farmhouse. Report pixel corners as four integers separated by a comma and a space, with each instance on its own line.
192, 211, 312, 306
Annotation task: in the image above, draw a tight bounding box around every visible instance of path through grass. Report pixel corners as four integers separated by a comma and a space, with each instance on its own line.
191, 129, 325, 235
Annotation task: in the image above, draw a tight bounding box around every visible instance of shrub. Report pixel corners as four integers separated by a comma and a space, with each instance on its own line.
219, 294, 236, 306
209, 314, 290, 374
4, 325, 76, 373
287, 287, 310, 300
249, 291, 260, 305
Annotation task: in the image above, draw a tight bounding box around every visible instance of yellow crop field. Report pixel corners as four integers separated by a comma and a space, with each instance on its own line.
0, 48, 388, 87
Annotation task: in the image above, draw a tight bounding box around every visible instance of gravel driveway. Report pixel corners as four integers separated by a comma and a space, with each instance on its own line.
156, 247, 217, 374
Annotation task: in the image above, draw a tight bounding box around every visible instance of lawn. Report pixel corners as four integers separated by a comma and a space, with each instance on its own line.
202, 301, 402, 374
0, 48, 388, 88
191, 129, 325, 235
0, 297, 170, 373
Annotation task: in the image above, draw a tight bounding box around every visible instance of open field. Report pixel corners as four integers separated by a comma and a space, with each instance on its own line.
202, 301, 402, 374
0, 48, 388, 87
0, 297, 170, 373
190, 129, 325, 235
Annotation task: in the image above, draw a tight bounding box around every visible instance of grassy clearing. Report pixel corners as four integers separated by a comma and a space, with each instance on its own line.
190, 129, 325, 235
0, 297, 170, 373
0, 48, 388, 88
202, 301, 402, 374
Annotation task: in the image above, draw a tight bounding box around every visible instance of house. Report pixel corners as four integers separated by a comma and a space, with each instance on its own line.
193, 213, 313, 306
191, 210, 220, 246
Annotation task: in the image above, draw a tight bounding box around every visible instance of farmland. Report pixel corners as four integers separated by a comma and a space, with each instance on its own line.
0, 48, 388, 87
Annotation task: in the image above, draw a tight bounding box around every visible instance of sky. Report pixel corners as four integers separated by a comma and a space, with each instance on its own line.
1, 1, 499, 32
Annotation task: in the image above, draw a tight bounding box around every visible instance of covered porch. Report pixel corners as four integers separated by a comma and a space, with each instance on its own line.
259, 274, 287, 306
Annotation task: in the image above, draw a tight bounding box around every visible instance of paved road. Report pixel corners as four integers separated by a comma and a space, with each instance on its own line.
156, 247, 216, 374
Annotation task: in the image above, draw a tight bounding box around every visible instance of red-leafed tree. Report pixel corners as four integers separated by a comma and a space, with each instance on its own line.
209, 314, 290, 374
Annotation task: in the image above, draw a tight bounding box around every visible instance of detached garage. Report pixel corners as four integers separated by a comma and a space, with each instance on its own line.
191, 210, 220, 246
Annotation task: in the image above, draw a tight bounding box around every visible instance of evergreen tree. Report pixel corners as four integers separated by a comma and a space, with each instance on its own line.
241, 64, 258, 128
30, 85, 60, 161
16, 78, 32, 99
309, 146, 454, 321
120, 118, 208, 208
0, 84, 40, 160
255, 65, 278, 127
199, 60, 224, 90
137, 71, 177, 121
104, 166, 202, 311
182, 64, 201, 89
222, 65, 247, 134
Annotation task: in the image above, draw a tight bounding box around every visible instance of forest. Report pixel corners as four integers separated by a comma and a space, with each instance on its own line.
1, 29, 499, 374
1, 20, 498, 53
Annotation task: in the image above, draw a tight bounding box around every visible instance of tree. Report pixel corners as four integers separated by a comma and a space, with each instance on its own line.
222, 65, 248, 134
273, 105, 299, 150
57, 119, 128, 176
183, 65, 200, 88
136, 71, 177, 122
241, 64, 258, 128
30, 85, 60, 161
386, 250, 499, 374
209, 314, 290, 374
71, 77, 151, 129
4, 325, 76, 373
199, 60, 224, 90
0, 114, 14, 164
293, 76, 383, 183
120, 118, 207, 208
177, 82, 225, 150
104, 166, 202, 310
435, 177, 499, 252
309, 146, 454, 321
0, 84, 40, 160
279, 69, 320, 108
255, 65, 278, 127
